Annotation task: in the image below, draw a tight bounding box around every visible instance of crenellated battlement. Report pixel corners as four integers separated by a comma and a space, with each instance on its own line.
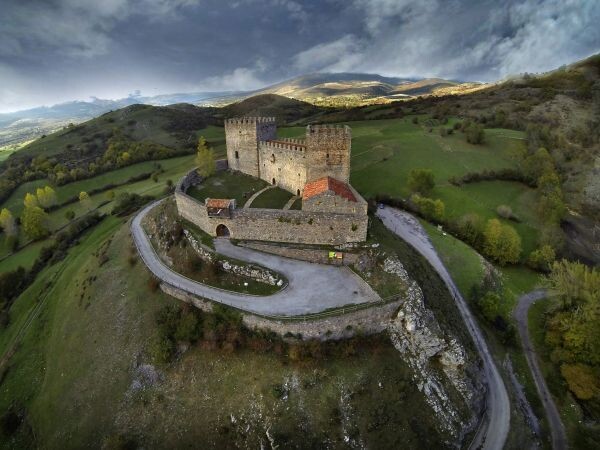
224, 116, 276, 126
260, 140, 306, 151
307, 124, 351, 135
279, 137, 306, 145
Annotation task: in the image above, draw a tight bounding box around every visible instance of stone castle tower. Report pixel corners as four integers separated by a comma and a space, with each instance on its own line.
224, 117, 351, 195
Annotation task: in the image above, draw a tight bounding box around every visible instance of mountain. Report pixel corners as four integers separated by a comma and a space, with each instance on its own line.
0, 91, 237, 150
0, 73, 482, 151
249, 73, 486, 107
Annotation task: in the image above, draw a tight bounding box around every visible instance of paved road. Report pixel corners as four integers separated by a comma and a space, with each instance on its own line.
514, 289, 568, 450
376, 206, 510, 450
131, 200, 380, 316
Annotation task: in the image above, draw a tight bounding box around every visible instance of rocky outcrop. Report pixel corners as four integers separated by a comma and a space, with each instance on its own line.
184, 230, 283, 287
384, 256, 482, 443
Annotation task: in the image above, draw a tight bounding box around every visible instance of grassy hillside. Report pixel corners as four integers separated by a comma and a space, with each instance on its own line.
0, 217, 464, 448
8, 103, 212, 164
218, 94, 325, 124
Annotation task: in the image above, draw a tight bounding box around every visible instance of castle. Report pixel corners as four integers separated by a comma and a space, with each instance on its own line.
175, 117, 368, 245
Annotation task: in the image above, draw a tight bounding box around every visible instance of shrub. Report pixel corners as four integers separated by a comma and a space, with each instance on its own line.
407, 169, 435, 196
496, 204, 518, 221
483, 219, 522, 265
411, 195, 445, 222
64, 210, 76, 221
464, 122, 485, 144
527, 245, 556, 271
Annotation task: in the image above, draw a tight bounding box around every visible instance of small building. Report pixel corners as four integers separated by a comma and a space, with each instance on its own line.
205, 198, 236, 218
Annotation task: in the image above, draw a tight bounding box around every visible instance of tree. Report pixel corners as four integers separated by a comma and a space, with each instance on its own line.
21, 206, 49, 240
464, 122, 485, 144
527, 245, 556, 271
412, 195, 445, 222
407, 169, 435, 196
483, 219, 522, 265
23, 192, 38, 208
455, 213, 485, 247
560, 364, 599, 400
105, 190, 115, 201
478, 291, 502, 323
0, 208, 17, 237
36, 186, 57, 209
79, 191, 92, 211
196, 136, 216, 178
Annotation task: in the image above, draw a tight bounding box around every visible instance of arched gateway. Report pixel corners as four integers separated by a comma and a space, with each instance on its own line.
216, 224, 231, 237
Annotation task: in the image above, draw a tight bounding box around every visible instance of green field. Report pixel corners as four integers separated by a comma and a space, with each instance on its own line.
187, 170, 268, 206
422, 220, 540, 317
278, 118, 540, 254
249, 186, 294, 209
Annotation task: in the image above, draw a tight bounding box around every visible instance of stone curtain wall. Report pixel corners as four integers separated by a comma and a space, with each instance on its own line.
303, 184, 368, 215
224, 117, 276, 177
305, 125, 351, 184
176, 188, 368, 244
161, 282, 402, 341
175, 164, 368, 245
258, 141, 307, 194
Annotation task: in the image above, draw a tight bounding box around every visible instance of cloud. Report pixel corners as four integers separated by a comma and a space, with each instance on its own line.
293, 35, 363, 72
200, 67, 266, 91
0, 0, 200, 59
294, 0, 600, 80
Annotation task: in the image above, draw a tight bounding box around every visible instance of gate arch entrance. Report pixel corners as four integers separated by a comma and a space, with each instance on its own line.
216, 224, 231, 237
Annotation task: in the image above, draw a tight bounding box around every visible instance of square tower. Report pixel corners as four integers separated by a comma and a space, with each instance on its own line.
225, 117, 276, 177
305, 124, 351, 184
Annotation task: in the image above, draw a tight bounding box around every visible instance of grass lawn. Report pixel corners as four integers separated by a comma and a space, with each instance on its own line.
249, 186, 294, 209
421, 220, 541, 319
187, 170, 268, 206
289, 197, 302, 210
279, 117, 540, 254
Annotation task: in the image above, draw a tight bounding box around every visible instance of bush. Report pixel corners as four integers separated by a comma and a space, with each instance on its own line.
407, 169, 435, 196
411, 195, 445, 222
483, 219, 522, 265
111, 192, 153, 217
464, 122, 485, 144
527, 245, 555, 271
64, 210, 75, 221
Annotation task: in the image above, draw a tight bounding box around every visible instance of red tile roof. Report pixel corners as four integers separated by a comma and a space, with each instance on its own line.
206, 198, 234, 208
303, 177, 357, 202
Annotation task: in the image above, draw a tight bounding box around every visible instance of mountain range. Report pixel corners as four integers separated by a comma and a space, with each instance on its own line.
0, 74, 484, 150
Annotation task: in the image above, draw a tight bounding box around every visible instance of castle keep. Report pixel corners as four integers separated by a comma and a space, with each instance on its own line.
224, 117, 351, 196
175, 117, 368, 245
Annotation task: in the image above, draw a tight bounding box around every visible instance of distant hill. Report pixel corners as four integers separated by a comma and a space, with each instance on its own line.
0, 91, 236, 149
217, 94, 325, 124
9, 103, 213, 166
250, 73, 486, 107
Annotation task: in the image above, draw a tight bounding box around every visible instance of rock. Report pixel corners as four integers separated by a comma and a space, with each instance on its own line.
385, 255, 482, 443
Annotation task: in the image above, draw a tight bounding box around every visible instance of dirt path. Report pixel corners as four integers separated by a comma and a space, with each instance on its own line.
376, 206, 510, 450
514, 289, 568, 450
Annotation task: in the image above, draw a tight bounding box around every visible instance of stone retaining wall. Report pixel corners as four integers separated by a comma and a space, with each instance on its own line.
239, 241, 360, 265
160, 282, 402, 341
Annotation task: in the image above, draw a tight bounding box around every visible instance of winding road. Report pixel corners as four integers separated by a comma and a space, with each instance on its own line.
376, 206, 510, 450
131, 200, 380, 317
514, 289, 568, 450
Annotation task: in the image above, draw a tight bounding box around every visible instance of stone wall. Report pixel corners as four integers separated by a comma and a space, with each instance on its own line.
224, 117, 276, 177
239, 241, 360, 265
225, 119, 351, 192
160, 282, 402, 341
303, 184, 368, 215
175, 163, 368, 245
258, 141, 307, 195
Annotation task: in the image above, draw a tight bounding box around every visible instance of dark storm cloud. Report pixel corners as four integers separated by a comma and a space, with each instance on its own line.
0, 0, 598, 112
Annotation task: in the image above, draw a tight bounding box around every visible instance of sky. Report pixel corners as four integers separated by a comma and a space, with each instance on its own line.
0, 0, 599, 112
